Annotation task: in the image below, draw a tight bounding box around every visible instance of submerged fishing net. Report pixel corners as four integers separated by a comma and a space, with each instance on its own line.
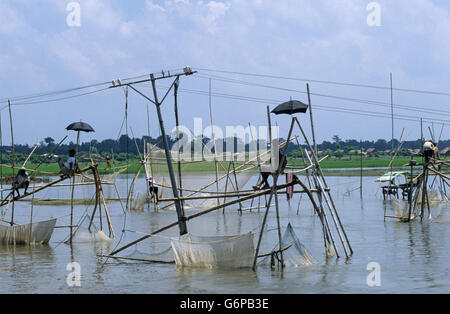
171, 232, 255, 268
259, 223, 318, 267
431, 189, 450, 223
393, 198, 416, 221
121, 245, 175, 263
71, 214, 112, 243
130, 191, 149, 211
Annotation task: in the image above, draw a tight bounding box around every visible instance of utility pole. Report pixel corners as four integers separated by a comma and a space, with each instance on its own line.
113, 68, 195, 236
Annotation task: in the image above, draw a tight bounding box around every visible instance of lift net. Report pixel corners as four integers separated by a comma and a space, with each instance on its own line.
71, 214, 112, 243
170, 232, 255, 268
431, 189, 450, 223
393, 199, 415, 221
259, 223, 318, 267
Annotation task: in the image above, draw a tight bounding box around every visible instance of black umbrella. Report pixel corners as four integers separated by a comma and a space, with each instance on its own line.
66, 121, 95, 153
66, 122, 95, 133
271, 100, 308, 115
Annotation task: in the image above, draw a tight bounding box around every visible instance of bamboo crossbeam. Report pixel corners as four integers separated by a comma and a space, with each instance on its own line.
98, 254, 175, 264
109, 180, 299, 256
0, 165, 95, 207
428, 166, 450, 181
157, 188, 323, 202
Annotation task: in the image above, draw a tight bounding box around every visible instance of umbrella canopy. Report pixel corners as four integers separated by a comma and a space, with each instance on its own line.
271, 100, 308, 115
66, 122, 95, 133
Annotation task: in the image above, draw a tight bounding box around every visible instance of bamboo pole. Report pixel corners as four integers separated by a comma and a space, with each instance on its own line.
29, 185, 35, 244
158, 188, 322, 202
267, 106, 284, 268
174, 77, 184, 211
0, 111, 2, 200
32, 135, 68, 173
21, 144, 39, 169
158, 139, 292, 210
294, 117, 353, 257
209, 78, 220, 206
252, 115, 295, 270
149, 74, 187, 235
8, 101, 15, 226
109, 179, 299, 257
0, 165, 94, 207
232, 161, 243, 213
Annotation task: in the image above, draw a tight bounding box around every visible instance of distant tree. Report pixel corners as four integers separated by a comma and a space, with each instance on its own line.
44, 137, 55, 145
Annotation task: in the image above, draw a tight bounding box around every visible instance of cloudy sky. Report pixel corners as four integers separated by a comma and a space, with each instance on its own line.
0, 0, 449, 146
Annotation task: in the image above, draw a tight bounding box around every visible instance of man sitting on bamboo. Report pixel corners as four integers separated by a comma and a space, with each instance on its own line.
12, 167, 30, 198
253, 151, 288, 190
423, 140, 435, 163
58, 149, 78, 177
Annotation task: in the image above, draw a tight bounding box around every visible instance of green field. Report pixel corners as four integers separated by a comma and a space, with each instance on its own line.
0, 155, 438, 178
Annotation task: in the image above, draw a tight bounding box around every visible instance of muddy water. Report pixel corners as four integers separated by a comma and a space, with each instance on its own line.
0, 173, 449, 294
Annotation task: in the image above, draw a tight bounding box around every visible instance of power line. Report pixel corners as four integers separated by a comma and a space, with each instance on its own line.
2, 87, 111, 109
196, 67, 450, 97
194, 74, 450, 116
156, 84, 450, 126
0, 70, 181, 106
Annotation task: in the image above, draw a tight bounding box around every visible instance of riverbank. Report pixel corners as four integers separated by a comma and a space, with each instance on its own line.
1, 156, 446, 177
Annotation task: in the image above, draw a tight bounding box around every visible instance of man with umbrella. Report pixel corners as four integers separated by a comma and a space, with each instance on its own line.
58, 149, 78, 177
58, 121, 95, 177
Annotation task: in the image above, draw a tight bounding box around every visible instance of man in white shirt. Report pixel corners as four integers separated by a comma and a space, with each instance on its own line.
58, 149, 77, 177
423, 140, 434, 163
147, 176, 159, 203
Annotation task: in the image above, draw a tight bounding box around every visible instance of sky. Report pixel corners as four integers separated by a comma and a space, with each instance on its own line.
0, 0, 449, 146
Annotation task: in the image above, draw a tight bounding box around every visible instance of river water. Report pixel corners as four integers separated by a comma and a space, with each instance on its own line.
0, 173, 449, 294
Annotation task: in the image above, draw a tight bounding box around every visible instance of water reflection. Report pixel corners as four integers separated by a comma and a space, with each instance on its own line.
0, 174, 448, 293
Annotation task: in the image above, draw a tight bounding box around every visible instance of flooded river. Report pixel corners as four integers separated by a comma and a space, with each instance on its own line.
0, 173, 449, 294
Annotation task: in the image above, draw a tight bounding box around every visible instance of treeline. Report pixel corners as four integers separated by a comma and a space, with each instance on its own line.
0, 135, 448, 162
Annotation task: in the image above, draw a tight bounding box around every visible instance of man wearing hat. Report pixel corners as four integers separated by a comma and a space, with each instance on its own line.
12, 167, 30, 198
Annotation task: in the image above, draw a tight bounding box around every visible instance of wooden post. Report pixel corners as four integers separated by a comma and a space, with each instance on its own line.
8, 101, 15, 226
150, 74, 187, 235
69, 130, 80, 244
360, 140, 363, 198
252, 112, 294, 270
174, 77, 184, 211
306, 84, 317, 155
209, 78, 220, 206
232, 161, 243, 213
294, 117, 353, 257
0, 111, 3, 200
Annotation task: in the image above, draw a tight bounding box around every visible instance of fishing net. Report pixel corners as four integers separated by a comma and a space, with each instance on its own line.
258, 223, 318, 267
393, 199, 415, 221
197, 168, 255, 209
129, 191, 149, 211
121, 245, 175, 263
71, 214, 112, 243
431, 189, 450, 223
170, 232, 255, 268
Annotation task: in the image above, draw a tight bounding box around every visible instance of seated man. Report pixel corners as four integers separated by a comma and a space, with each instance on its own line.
423, 140, 434, 163
12, 167, 30, 198
58, 149, 77, 177
253, 151, 288, 190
